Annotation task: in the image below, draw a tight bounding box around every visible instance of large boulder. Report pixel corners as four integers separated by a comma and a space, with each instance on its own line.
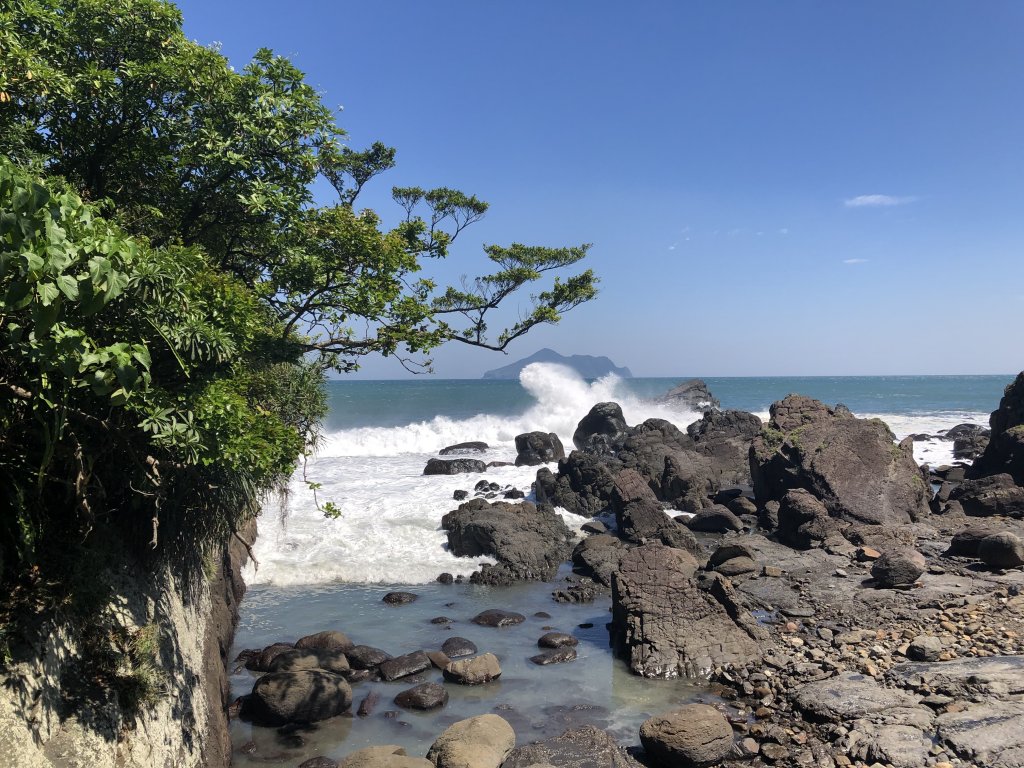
611, 468, 675, 542
503, 725, 644, 768
777, 488, 845, 549
424, 458, 487, 475
534, 451, 618, 517
295, 630, 353, 652
441, 499, 574, 582
949, 474, 1024, 518
657, 379, 721, 412
871, 548, 926, 588
611, 544, 768, 677
571, 534, 626, 586
514, 431, 566, 466
970, 372, 1024, 484
686, 409, 762, 487
573, 402, 630, 454
686, 504, 743, 533
426, 714, 515, 768
979, 532, 1024, 569
245, 670, 352, 725
947, 424, 990, 461
750, 394, 930, 525
639, 704, 733, 768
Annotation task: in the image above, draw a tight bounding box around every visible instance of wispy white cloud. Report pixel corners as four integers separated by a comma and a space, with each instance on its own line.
843, 258, 869, 264
844, 194, 917, 208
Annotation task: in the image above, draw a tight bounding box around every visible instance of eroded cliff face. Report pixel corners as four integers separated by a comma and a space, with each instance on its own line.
0, 520, 254, 768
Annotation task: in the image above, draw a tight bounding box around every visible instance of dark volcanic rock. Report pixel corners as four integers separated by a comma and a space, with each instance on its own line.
950, 473, 1024, 518
871, 548, 926, 588
248, 642, 296, 672
657, 379, 721, 412
347, 645, 393, 670
686, 409, 762, 487
471, 608, 526, 627
394, 682, 449, 710
571, 534, 626, 587
382, 591, 418, 605
686, 505, 743, 533
777, 488, 845, 549
514, 431, 566, 466
423, 457, 487, 475
616, 420, 713, 510
245, 670, 352, 725
538, 632, 578, 648
750, 394, 930, 525
639, 704, 733, 768
535, 451, 618, 517
503, 725, 644, 768
947, 424, 991, 461
611, 544, 767, 677
573, 402, 630, 454
377, 650, 431, 681
612, 468, 675, 543
439, 441, 489, 455
945, 525, 998, 557
441, 637, 477, 658
530, 647, 577, 665
970, 371, 1024, 484
442, 499, 574, 582
978, 531, 1024, 568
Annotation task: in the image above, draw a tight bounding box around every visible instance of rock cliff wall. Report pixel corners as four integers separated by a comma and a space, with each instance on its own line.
0, 520, 254, 768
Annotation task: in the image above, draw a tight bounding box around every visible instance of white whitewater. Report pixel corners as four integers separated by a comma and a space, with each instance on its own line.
247, 363, 980, 586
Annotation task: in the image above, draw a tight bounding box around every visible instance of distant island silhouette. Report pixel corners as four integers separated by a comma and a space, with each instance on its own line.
481, 348, 633, 380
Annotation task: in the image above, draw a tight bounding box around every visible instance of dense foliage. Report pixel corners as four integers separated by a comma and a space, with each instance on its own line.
0, 0, 596, 649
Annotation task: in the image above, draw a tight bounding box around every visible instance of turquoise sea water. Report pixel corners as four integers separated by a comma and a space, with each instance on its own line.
324, 374, 1011, 430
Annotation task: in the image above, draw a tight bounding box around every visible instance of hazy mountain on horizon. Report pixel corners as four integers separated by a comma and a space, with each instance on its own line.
481, 348, 633, 380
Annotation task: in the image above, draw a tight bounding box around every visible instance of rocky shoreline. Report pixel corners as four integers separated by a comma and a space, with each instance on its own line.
230, 372, 1024, 768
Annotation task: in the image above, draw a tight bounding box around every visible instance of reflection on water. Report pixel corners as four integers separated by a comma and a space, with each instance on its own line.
229, 567, 709, 764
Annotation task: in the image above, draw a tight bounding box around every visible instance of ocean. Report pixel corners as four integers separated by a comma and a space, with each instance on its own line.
229, 367, 1011, 762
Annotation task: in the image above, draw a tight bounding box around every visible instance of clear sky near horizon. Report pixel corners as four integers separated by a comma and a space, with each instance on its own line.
175, 1, 1023, 379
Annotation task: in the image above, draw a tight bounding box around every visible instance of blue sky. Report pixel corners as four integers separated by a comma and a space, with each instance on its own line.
176, 1, 1024, 378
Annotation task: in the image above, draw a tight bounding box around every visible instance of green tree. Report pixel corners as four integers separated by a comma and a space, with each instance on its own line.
0, 0, 598, 648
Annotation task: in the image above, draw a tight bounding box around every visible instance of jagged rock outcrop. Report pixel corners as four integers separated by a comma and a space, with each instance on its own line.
610, 543, 768, 677
970, 372, 1024, 484
514, 431, 565, 466
686, 409, 762, 487
535, 452, 618, 516
441, 499, 574, 582
750, 395, 930, 525
657, 378, 721, 412
949, 474, 1024, 518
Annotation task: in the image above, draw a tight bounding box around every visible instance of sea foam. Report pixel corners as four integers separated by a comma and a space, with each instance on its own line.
247, 364, 986, 586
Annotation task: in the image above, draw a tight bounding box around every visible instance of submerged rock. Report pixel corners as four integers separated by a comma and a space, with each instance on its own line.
471, 608, 526, 627
503, 725, 643, 768
394, 682, 448, 710
442, 653, 502, 685
530, 647, 577, 665
245, 670, 352, 725
338, 746, 432, 768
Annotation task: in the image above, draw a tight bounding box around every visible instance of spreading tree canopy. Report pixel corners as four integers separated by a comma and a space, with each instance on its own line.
0, 0, 597, 642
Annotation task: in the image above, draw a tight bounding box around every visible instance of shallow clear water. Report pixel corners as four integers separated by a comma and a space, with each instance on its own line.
229, 367, 1014, 761
230, 568, 704, 764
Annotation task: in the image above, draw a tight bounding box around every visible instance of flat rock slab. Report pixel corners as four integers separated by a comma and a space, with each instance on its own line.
502, 724, 644, 768
793, 673, 918, 722
854, 723, 933, 768
378, 650, 431, 681
889, 655, 1024, 697
937, 701, 1024, 768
